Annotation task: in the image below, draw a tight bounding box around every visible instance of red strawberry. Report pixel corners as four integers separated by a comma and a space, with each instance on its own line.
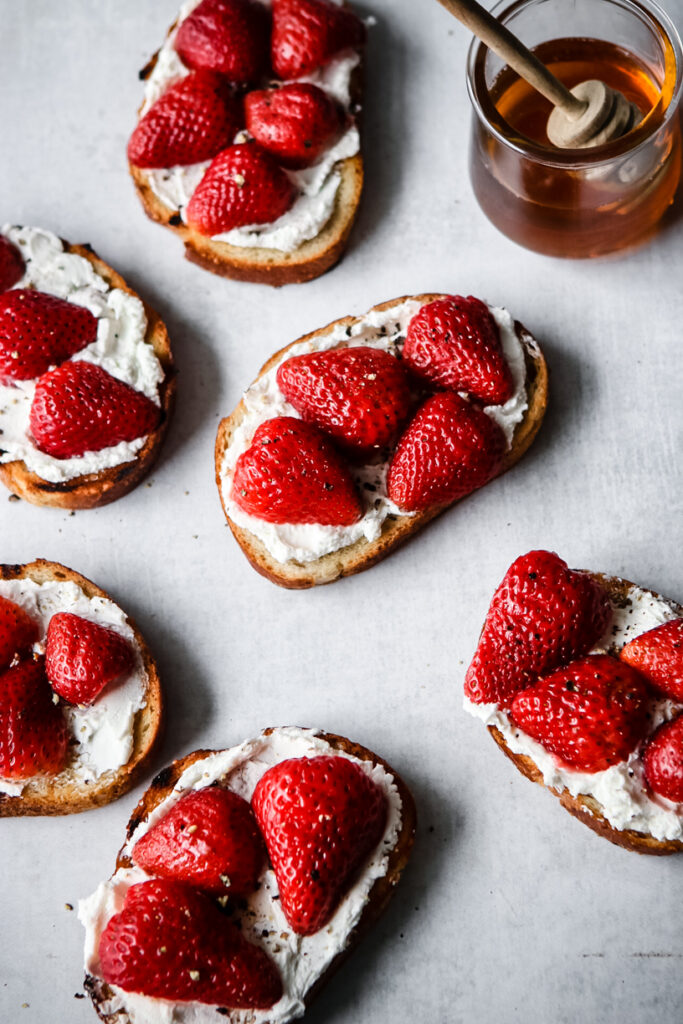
132, 787, 266, 897
642, 714, 683, 803
0, 596, 38, 673
127, 71, 243, 169
231, 416, 361, 525
464, 550, 612, 708
271, 0, 366, 80
186, 143, 296, 236
510, 654, 650, 772
276, 346, 412, 456
403, 296, 514, 406
99, 879, 282, 1007
252, 755, 387, 935
0, 657, 69, 779
45, 613, 133, 706
0, 236, 24, 292
175, 0, 270, 84
387, 391, 505, 512
29, 361, 160, 459
0, 289, 98, 384
619, 618, 683, 702
245, 83, 343, 168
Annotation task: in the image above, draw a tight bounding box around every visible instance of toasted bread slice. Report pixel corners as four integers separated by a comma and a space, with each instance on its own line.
0, 560, 162, 816
0, 240, 176, 509
83, 728, 416, 1024
484, 573, 683, 855
215, 294, 548, 588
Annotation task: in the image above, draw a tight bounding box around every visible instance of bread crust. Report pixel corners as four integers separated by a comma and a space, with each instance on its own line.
0, 559, 163, 816
214, 294, 549, 588
84, 729, 417, 1024
485, 573, 683, 854
0, 242, 177, 509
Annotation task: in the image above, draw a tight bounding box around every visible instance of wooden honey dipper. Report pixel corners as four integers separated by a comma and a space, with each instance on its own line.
437, 0, 642, 147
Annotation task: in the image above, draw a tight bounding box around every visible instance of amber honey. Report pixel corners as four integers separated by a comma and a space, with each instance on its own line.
468, 25, 682, 258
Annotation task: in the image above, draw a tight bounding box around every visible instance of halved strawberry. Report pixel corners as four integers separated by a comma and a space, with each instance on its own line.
45, 613, 133, 706
128, 71, 243, 169
464, 551, 612, 708
643, 714, 683, 803
231, 416, 362, 524
252, 755, 387, 935
619, 618, 683, 702
271, 0, 366, 80
99, 879, 282, 1007
0, 236, 24, 292
245, 83, 343, 168
0, 596, 38, 673
510, 654, 650, 773
0, 657, 69, 779
0, 289, 98, 383
387, 391, 506, 512
276, 346, 412, 456
29, 361, 160, 459
175, 0, 270, 84
132, 787, 266, 896
186, 143, 296, 236
403, 297, 514, 406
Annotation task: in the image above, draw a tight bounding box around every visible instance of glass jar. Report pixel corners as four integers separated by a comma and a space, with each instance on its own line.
467, 0, 683, 257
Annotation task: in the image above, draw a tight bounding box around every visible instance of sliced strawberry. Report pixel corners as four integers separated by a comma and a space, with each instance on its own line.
402, 297, 514, 406
29, 361, 160, 460
0, 657, 69, 779
175, 0, 270, 84
271, 0, 366, 80
643, 714, 683, 803
186, 143, 296, 236
510, 654, 650, 773
128, 71, 243, 169
0, 290, 98, 384
276, 346, 412, 456
0, 236, 24, 292
0, 596, 38, 673
245, 83, 343, 168
45, 613, 133, 706
99, 879, 282, 1007
132, 787, 266, 896
619, 618, 683, 702
231, 415, 361, 525
464, 551, 612, 708
387, 391, 505, 512
252, 755, 387, 935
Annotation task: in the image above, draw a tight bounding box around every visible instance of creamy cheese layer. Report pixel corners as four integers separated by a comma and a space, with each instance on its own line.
79, 727, 403, 1024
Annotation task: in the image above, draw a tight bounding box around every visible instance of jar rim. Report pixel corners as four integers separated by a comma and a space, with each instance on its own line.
466, 0, 683, 168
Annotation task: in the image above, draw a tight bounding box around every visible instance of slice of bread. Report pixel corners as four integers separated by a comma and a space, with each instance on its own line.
0, 240, 176, 509
83, 728, 417, 1023
0, 559, 162, 817
215, 294, 548, 588
484, 573, 683, 855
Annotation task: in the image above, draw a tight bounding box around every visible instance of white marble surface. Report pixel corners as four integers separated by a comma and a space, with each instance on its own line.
1, 1, 683, 1022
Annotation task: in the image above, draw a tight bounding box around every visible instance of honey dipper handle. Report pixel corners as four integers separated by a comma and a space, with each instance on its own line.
436, 0, 586, 118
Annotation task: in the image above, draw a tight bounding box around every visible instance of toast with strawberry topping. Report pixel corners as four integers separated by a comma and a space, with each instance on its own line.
80, 727, 416, 1024
130, 0, 365, 285
0, 560, 162, 817
464, 550, 683, 854
215, 293, 548, 587
0, 226, 176, 509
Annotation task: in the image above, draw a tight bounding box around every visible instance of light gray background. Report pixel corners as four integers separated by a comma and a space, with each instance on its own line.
1, 1, 682, 1021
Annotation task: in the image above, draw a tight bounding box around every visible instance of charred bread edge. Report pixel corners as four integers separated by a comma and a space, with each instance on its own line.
487, 572, 683, 855
84, 728, 417, 1023
0, 559, 163, 816
214, 293, 549, 588
0, 241, 177, 509
129, 22, 364, 287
